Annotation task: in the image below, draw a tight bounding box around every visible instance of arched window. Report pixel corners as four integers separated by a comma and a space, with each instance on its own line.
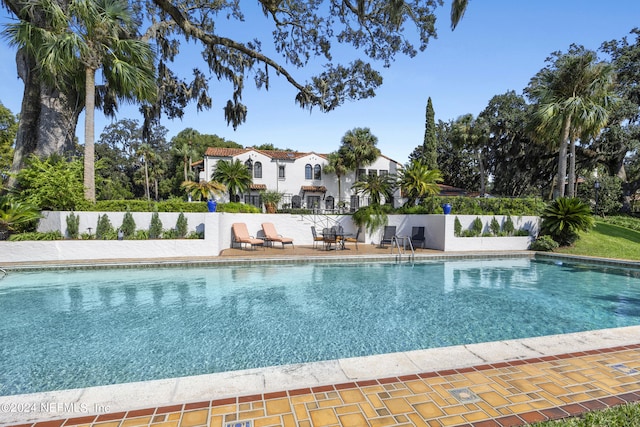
305, 164, 312, 180
314, 164, 321, 180
254, 161, 262, 178
291, 195, 302, 209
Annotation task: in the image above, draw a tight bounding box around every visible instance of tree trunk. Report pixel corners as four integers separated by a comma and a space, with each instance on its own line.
154, 177, 159, 201
7, 49, 81, 189
84, 67, 96, 202
554, 117, 571, 198
144, 160, 150, 201
566, 136, 576, 198
477, 148, 486, 196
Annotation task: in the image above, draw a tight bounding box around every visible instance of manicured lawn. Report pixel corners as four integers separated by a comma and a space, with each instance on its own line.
556, 221, 640, 261
531, 402, 640, 427
545, 220, 640, 426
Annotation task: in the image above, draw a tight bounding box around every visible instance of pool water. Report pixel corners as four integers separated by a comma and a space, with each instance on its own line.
1, 258, 639, 396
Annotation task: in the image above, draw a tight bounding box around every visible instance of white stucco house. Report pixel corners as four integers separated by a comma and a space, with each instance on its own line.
197, 147, 403, 211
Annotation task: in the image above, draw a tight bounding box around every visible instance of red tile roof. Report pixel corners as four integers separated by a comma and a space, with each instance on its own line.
204, 147, 328, 160
301, 186, 327, 192
204, 147, 249, 157
438, 184, 467, 195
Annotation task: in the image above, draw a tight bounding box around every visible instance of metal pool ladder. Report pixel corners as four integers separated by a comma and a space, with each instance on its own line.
391, 235, 414, 263
0, 267, 7, 280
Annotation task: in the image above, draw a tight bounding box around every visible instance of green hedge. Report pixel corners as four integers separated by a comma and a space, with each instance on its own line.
71, 197, 545, 216
396, 196, 545, 216
89, 200, 208, 212
599, 215, 640, 232
82, 200, 260, 213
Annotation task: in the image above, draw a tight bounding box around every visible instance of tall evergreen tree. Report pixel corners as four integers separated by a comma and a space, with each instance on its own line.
409, 98, 438, 168
422, 97, 438, 169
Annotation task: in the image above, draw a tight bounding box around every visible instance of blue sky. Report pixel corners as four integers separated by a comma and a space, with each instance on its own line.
1, 1, 640, 164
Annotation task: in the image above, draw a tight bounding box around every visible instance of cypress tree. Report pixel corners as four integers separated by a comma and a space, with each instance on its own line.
422, 97, 438, 170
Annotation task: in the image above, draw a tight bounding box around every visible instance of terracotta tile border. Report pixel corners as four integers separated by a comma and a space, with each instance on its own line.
5, 344, 640, 427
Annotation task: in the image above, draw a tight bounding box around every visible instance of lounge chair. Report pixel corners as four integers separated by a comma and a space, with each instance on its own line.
231, 223, 264, 250
411, 226, 426, 249
344, 227, 361, 250
261, 222, 294, 248
311, 226, 324, 249
379, 225, 396, 248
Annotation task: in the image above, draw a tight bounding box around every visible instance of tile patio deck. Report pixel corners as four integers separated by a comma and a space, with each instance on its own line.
2, 249, 640, 427
4, 342, 640, 427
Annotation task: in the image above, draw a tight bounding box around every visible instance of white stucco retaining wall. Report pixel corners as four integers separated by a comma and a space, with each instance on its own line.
0, 212, 540, 263
439, 214, 540, 252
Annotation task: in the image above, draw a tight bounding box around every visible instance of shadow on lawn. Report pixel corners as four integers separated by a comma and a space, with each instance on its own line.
594, 222, 640, 245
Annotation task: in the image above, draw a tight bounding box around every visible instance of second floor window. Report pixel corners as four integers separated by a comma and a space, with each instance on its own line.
305, 164, 312, 179
357, 169, 366, 181
279, 165, 286, 179
314, 164, 321, 180
254, 162, 262, 178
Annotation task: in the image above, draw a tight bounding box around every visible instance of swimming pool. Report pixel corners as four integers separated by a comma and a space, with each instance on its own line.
1, 257, 639, 396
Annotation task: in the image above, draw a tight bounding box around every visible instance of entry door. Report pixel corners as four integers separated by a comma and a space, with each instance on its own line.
307, 196, 321, 209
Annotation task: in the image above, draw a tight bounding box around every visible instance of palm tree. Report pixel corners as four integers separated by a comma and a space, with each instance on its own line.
528, 47, 617, 198
398, 161, 443, 206
4, 0, 157, 202
136, 143, 155, 201
180, 180, 226, 202
451, 114, 489, 196
351, 173, 396, 206
339, 127, 381, 180
174, 141, 197, 182
0, 195, 42, 239
540, 197, 595, 246
323, 151, 351, 205
212, 159, 253, 202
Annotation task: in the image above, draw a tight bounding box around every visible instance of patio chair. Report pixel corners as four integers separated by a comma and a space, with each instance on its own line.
261, 222, 294, 248
322, 227, 338, 251
344, 227, 361, 250
379, 226, 396, 248
311, 226, 324, 249
231, 223, 264, 250
411, 226, 426, 249
331, 225, 345, 245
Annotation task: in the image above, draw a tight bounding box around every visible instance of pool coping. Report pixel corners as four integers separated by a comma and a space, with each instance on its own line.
2, 252, 640, 425
3, 251, 640, 272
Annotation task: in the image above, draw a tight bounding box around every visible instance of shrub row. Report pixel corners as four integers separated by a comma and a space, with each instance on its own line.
75, 197, 543, 216
453, 215, 530, 237
82, 200, 262, 213
398, 196, 546, 216
68, 212, 203, 240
